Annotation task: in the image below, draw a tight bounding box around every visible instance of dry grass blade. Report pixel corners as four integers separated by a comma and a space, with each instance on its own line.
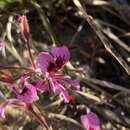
48, 112, 83, 129
73, 0, 130, 76
102, 28, 130, 53
100, 3, 130, 26
95, 19, 125, 33
76, 90, 101, 102
82, 77, 130, 93
30, 0, 57, 47
91, 0, 109, 5
43, 98, 63, 110
6, 16, 24, 65
82, 78, 130, 110
0, 90, 6, 102
70, 20, 85, 46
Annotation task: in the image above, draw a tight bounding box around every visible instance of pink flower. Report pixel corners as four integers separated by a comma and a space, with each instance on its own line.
12, 84, 38, 103
0, 77, 38, 118
80, 112, 100, 130
4, 76, 38, 104
12, 79, 38, 103
31, 80, 48, 92
36, 46, 80, 103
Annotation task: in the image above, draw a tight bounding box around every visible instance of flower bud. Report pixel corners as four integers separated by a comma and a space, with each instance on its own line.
18, 15, 29, 42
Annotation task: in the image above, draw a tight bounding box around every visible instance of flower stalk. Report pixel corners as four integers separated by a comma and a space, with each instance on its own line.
0, 13, 81, 130
18, 15, 36, 69
0, 65, 33, 71
25, 39, 36, 69
27, 104, 49, 130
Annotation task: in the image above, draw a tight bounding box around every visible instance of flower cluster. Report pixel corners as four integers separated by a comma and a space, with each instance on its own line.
0, 46, 80, 118
0, 15, 100, 130
36, 46, 80, 103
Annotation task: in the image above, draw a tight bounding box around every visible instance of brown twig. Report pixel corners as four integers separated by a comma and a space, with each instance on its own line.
73, 0, 130, 76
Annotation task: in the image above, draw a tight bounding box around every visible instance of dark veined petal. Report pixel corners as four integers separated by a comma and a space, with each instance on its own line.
50, 46, 70, 67
36, 52, 55, 73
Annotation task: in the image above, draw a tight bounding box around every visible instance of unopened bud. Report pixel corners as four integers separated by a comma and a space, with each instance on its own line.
18, 15, 29, 42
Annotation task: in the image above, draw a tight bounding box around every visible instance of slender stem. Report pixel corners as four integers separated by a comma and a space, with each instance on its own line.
14, 71, 34, 81
0, 65, 33, 71
0, 70, 11, 77
0, 70, 13, 83
0, 65, 34, 83
0, 77, 13, 83
25, 39, 36, 69
27, 104, 49, 130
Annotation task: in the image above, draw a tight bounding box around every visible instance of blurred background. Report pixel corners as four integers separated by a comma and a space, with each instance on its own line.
0, 0, 130, 130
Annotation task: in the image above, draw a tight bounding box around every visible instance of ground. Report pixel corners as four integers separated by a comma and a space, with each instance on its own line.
0, 0, 130, 130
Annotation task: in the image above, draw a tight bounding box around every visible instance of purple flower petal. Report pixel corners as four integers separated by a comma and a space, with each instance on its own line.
36, 52, 55, 73
51, 46, 70, 64
49, 78, 70, 103
61, 89, 70, 103
57, 77, 80, 90
13, 83, 38, 103
31, 80, 48, 92
80, 112, 100, 130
